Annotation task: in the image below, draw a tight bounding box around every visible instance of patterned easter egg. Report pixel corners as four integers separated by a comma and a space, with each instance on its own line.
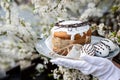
100, 39, 116, 52
94, 43, 109, 57
81, 44, 95, 56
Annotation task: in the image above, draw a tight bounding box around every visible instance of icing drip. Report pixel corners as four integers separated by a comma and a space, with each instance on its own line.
71, 34, 76, 40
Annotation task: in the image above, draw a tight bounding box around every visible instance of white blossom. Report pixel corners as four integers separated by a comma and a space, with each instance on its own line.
80, 3, 103, 21
97, 23, 106, 36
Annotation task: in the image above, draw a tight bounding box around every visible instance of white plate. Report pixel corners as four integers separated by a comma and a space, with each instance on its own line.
35, 36, 120, 59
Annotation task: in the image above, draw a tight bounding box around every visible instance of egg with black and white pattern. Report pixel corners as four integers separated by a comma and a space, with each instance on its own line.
100, 39, 117, 52
80, 44, 95, 56
94, 43, 109, 57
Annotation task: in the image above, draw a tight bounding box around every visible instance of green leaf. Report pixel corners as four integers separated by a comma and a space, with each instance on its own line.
111, 6, 119, 12
48, 73, 53, 77
110, 32, 117, 37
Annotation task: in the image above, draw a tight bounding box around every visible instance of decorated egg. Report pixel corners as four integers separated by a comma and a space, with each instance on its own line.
100, 39, 116, 52
81, 44, 95, 56
94, 43, 109, 57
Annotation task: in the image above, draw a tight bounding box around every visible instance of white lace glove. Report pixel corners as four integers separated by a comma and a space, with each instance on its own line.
51, 55, 120, 80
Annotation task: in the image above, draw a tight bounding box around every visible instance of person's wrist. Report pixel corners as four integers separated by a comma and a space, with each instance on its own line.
98, 65, 120, 80
108, 66, 120, 80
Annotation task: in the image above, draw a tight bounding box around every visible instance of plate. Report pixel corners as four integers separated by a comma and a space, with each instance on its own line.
35, 36, 120, 59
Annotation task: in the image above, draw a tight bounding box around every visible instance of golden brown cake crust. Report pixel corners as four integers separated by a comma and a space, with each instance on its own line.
54, 31, 71, 39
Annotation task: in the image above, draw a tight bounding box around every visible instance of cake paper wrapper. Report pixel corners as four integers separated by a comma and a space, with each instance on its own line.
45, 36, 82, 59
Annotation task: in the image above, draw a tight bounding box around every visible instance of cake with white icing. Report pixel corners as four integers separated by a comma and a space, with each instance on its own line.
51, 20, 91, 55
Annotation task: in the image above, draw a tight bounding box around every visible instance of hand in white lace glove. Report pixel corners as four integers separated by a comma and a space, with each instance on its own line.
51, 55, 120, 80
